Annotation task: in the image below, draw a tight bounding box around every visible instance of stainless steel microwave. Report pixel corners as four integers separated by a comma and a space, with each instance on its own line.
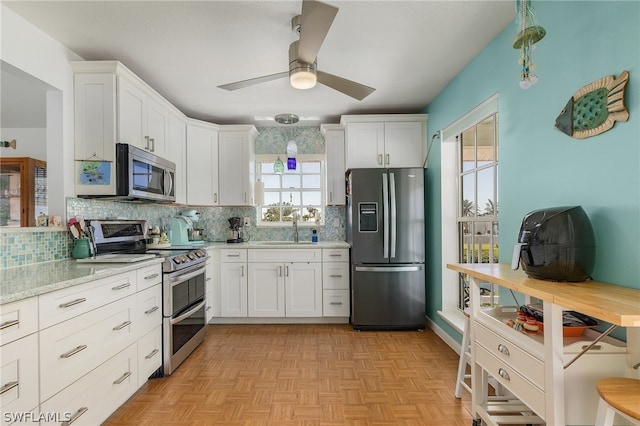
115, 143, 176, 202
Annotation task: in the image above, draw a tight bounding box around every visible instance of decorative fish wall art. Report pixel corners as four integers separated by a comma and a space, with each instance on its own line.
555, 70, 629, 139
0, 139, 17, 149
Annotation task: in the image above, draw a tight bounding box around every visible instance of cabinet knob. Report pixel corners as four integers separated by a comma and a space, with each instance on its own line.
498, 368, 510, 381
497, 344, 510, 356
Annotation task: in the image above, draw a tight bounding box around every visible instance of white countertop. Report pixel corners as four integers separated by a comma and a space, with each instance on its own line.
0, 241, 350, 304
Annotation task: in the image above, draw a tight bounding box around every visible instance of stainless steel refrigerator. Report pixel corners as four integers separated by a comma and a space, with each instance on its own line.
346, 168, 425, 330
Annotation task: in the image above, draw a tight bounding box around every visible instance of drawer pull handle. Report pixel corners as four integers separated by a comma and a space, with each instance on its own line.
329, 254, 342, 257
206, 277, 212, 282
329, 274, 343, 278
62, 407, 88, 426
0, 319, 19, 330
59, 298, 86, 308
330, 302, 343, 305
113, 320, 132, 331
144, 273, 159, 280
145, 349, 159, 359
582, 344, 602, 351
497, 344, 510, 356
498, 368, 510, 381
0, 381, 18, 395
227, 253, 240, 257
144, 306, 159, 315
113, 371, 132, 385
112, 283, 131, 291
60, 345, 88, 358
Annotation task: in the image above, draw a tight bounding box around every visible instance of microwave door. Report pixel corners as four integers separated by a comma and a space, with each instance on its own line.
165, 170, 174, 198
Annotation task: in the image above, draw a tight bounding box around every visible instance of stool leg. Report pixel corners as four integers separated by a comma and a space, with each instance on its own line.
455, 315, 471, 398
595, 397, 615, 426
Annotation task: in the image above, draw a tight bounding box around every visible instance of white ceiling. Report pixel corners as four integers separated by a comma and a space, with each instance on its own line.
2, 0, 515, 127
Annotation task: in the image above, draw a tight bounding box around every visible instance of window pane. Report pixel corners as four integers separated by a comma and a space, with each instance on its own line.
461, 173, 476, 217
461, 127, 475, 172
477, 116, 495, 163
261, 162, 275, 173
302, 207, 321, 222
282, 191, 300, 205
477, 167, 495, 216
282, 175, 300, 188
263, 191, 280, 205
302, 175, 321, 188
302, 191, 321, 205
302, 162, 321, 173
262, 175, 280, 189
261, 206, 281, 222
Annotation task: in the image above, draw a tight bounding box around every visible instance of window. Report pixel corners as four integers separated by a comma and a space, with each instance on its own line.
256, 155, 325, 226
438, 94, 498, 332
458, 114, 499, 310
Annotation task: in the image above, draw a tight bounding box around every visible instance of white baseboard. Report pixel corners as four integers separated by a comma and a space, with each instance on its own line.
425, 315, 462, 355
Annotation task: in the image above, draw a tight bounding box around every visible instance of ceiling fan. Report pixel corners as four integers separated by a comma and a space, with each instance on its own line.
217, 0, 375, 101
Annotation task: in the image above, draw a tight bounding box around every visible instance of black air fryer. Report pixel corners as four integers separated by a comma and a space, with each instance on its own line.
511, 206, 595, 282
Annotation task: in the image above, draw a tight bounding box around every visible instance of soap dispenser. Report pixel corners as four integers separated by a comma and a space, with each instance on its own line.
311, 229, 318, 243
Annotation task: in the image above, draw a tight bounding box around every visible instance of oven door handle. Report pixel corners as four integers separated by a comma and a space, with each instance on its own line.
170, 299, 205, 325
169, 266, 207, 285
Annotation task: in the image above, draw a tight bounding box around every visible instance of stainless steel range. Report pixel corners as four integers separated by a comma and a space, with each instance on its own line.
89, 219, 209, 375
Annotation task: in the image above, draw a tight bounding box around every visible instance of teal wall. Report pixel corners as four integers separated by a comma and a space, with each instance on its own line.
423, 1, 639, 339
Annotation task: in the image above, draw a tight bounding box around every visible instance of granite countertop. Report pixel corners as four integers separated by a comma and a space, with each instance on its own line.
1, 257, 164, 305
1, 241, 350, 305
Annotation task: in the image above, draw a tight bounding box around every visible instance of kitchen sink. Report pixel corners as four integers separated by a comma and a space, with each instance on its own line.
253, 241, 315, 246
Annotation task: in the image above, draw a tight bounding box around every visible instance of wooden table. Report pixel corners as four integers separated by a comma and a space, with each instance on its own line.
447, 263, 640, 425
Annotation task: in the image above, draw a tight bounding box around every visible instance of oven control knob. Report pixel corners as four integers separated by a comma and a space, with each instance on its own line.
173, 257, 182, 264
180, 255, 189, 263
187, 253, 195, 260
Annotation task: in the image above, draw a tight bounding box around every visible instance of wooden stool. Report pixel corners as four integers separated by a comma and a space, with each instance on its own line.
454, 309, 472, 398
595, 378, 640, 426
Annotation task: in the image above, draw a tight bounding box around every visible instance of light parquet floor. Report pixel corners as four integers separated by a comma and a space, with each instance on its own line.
104, 324, 473, 425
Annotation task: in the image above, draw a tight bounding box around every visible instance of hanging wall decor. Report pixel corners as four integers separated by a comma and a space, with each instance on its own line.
513, 0, 546, 89
554, 70, 629, 139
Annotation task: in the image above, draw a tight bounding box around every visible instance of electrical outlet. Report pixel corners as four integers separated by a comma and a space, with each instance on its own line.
243, 216, 250, 227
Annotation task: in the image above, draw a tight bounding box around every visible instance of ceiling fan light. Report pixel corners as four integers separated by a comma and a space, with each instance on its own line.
290, 70, 317, 89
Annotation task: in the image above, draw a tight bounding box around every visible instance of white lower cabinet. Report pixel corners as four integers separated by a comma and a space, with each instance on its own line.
205, 248, 220, 321
248, 263, 285, 317
220, 249, 248, 317
40, 343, 138, 426
39, 295, 136, 401
322, 249, 350, 317
0, 333, 39, 426
137, 325, 161, 386
284, 263, 322, 317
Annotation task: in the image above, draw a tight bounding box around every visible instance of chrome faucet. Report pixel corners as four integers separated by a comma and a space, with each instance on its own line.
292, 211, 299, 243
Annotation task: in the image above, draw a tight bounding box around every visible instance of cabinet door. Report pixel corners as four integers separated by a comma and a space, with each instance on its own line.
346, 122, 385, 168
383, 121, 424, 167
146, 97, 169, 157
186, 123, 219, 205
285, 263, 322, 317
0, 333, 39, 419
169, 115, 187, 204
248, 263, 285, 317
218, 132, 250, 205
220, 263, 247, 317
325, 129, 346, 205
117, 77, 146, 150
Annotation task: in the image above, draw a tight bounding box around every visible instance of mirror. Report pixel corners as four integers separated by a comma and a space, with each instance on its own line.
1, 60, 60, 227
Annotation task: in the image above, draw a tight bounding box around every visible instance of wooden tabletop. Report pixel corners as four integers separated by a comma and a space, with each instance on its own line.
447, 263, 640, 327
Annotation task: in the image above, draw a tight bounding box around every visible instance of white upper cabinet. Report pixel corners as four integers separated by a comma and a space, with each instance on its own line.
341, 114, 428, 169
186, 121, 219, 206
321, 124, 346, 206
218, 125, 257, 206
168, 114, 187, 205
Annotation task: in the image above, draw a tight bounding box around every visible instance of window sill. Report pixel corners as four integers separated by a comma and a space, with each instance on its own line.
437, 309, 465, 334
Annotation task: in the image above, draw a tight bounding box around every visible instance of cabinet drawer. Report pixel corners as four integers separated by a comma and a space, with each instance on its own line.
322, 249, 349, 262
248, 249, 321, 263
40, 343, 138, 426
323, 290, 350, 317
474, 322, 544, 389
0, 333, 39, 422
0, 297, 38, 346
322, 262, 350, 290
39, 271, 136, 329
135, 284, 162, 338
475, 344, 545, 419
220, 249, 247, 262
138, 325, 161, 386
136, 263, 162, 292
40, 296, 135, 400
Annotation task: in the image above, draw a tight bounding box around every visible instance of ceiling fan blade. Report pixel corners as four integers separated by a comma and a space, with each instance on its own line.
298, 0, 338, 65
218, 71, 288, 91
317, 71, 375, 101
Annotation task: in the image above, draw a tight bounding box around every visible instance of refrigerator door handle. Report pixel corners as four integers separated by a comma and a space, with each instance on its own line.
355, 266, 423, 272
382, 173, 389, 259
389, 172, 397, 259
